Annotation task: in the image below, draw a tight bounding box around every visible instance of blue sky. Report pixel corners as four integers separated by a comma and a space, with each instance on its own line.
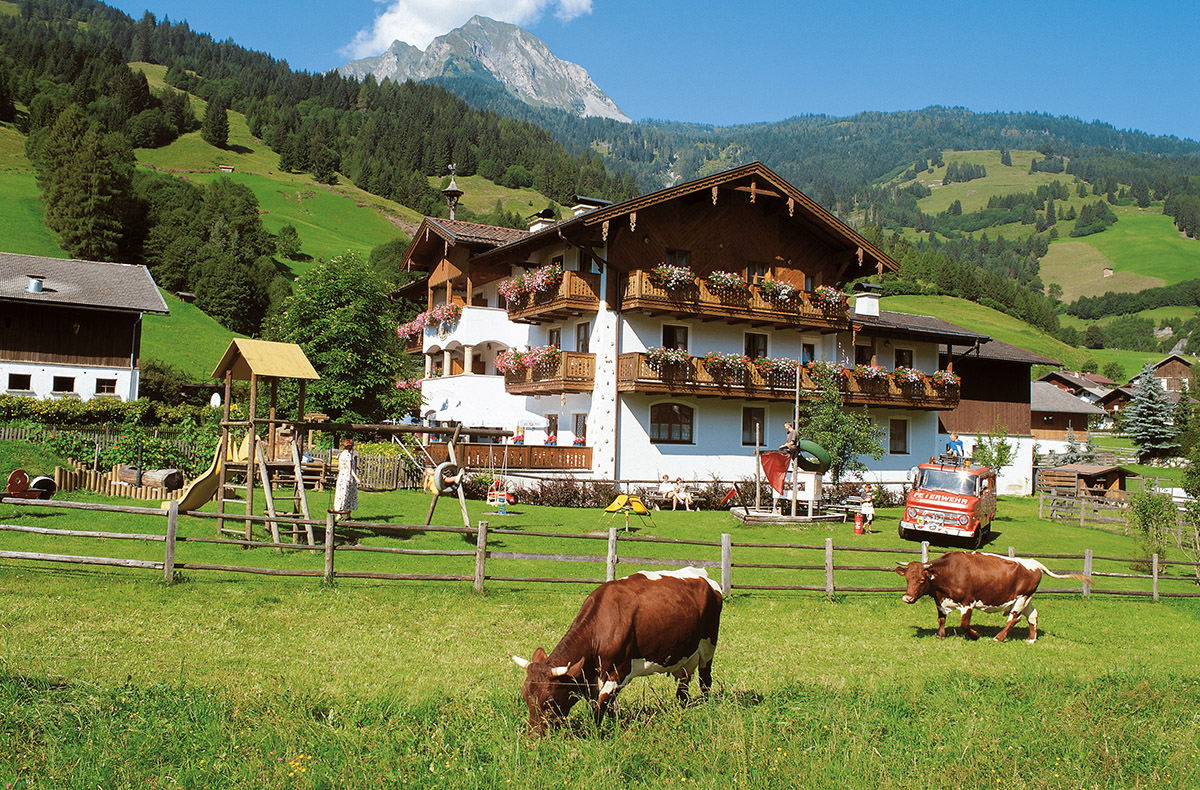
106, 0, 1200, 141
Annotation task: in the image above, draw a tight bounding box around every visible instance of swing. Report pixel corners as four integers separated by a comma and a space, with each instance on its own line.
486, 441, 516, 508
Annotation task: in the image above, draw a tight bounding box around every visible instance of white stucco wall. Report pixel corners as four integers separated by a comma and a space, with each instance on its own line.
1, 361, 138, 402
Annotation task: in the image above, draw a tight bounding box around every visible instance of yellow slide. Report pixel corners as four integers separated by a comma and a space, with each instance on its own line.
163, 433, 252, 511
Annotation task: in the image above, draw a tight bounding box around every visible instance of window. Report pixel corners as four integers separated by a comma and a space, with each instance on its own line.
95, 379, 117, 395
889, 418, 909, 454
548, 328, 562, 349
894, 348, 914, 369
802, 343, 816, 364
855, 345, 873, 366
744, 332, 768, 360
52, 376, 75, 393
650, 403, 693, 444
665, 249, 691, 268
742, 407, 765, 446
576, 322, 590, 353
574, 413, 587, 440
804, 275, 814, 292
7, 373, 31, 391
662, 324, 689, 351
552, 254, 565, 272
747, 261, 771, 286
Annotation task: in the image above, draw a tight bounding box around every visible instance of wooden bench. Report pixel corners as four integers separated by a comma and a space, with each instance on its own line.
645, 486, 702, 510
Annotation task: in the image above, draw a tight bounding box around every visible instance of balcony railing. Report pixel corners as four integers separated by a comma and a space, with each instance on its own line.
427, 442, 592, 471
506, 271, 602, 323
504, 351, 596, 395
620, 271, 851, 330
615, 353, 960, 410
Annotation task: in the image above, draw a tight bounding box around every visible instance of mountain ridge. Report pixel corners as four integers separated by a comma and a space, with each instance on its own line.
340, 15, 630, 123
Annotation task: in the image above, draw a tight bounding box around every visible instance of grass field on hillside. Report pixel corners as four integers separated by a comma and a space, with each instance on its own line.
189, 172, 403, 274
0, 172, 66, 258
904, 149, 1065, 215
428, 173, 563, 217
141, 290, 243, 379
879, 294, 1092, 368
0, 478, 1197, 789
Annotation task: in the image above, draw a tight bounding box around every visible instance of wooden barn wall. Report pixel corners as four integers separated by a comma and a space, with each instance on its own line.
0, 303, 138, 367
1155, 359, 1191, 390
607, 195, 861, 286
944, 357, 1031, 404
939, 399, 1032, 437
1031, 411, 1092, 431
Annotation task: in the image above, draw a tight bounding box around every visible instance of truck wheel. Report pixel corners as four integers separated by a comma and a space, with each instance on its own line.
971, 528, 984, 551
898, 523, 909, 540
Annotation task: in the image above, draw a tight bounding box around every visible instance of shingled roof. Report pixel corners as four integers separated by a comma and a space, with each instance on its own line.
949, 338, 1060, 366
853, 309, 989, 345
426, 218, 530, 247
0, 252, 168, 314
1030, 381, 1106, 415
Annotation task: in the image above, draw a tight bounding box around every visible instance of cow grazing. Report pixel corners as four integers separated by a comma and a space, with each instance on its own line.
894, 551, 1092, 643
510, 566, 723, 735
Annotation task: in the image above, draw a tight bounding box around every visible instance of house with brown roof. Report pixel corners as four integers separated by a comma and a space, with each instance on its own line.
1030, 381, 1106, 440
398, 162, 989, 485
0, 252, 168, 401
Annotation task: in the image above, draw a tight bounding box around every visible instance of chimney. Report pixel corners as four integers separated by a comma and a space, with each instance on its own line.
26, 276, 44, 294
571, 195, 613, 217
528, 207, 557, 232
854, 285, 881, 317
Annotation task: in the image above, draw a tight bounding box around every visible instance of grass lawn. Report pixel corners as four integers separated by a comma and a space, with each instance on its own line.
879, 294, 1092, 369
0, 172, 67, 258
1, 452, 1198, 788
141, 290, 243, 379
428, 173, 563, 218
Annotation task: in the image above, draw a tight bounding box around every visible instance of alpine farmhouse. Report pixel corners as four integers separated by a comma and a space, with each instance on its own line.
399, 163, 992, 487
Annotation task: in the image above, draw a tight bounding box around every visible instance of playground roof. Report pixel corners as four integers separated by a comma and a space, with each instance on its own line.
211, 339, 320, 381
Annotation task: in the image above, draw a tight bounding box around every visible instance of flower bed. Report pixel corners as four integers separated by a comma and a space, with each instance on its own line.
813, 285, 847, 309
648, 262, 696, 290
706, 270, 747, 293
701, 351, 749, 376
644, 346, 692, 371
892, 367, 926, 386
495, 345, 561, 375
498, 263, 563, 305
394, 377, 423, 390
757, 279, 798, 301
852, 364, 889, 380
397, 303, 462, 341
931, 369, 961, 387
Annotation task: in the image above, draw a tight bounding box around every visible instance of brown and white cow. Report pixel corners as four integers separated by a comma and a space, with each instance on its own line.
895, 551, 1091, 643
510, 566, 723, 735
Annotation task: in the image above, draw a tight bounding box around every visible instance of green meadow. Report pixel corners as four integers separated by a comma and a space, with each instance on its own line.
428, 173, 564, 217
0, 464, 1198, 788
141, 290, 243, 379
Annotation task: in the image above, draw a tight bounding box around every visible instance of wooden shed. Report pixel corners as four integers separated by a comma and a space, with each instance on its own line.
1035, 464, 1132, 498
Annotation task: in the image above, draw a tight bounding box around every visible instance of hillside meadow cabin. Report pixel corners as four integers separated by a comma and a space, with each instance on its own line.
0, 252, 168, 402
399, 162, 992, 487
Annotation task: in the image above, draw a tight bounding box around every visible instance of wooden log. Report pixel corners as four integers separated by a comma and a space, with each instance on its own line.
0, 550, 161, 569
0, 523, 164, 541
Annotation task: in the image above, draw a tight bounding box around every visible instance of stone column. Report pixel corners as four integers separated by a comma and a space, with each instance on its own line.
424, 353, 433, 378
464, 345, 475, 375
443, 349, 452, 376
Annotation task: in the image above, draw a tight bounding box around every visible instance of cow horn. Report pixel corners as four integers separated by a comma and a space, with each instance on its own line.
509, 653, 530, 669
549, 665, 571, 676
894, 560, 908, 567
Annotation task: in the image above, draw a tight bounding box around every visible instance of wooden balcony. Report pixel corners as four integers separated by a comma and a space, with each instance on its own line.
403, 336, 422, 355
504, 351, 596, 395
616, 353, 960, 410
506, 271, 602, 324
427, 442, 592, 471
620, 271, 851, 330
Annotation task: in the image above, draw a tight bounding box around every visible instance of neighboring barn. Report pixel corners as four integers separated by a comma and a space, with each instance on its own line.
0, 252, 168, 402
1030, 381, 1105, 440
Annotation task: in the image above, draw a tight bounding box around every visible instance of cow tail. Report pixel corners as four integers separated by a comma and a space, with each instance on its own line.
1033, 560, 1093, 584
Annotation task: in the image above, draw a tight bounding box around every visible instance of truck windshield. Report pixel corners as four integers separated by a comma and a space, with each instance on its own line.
919, 469, 977, 496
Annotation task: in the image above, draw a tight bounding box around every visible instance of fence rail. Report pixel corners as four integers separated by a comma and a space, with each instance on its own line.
2, 497, 1199, 598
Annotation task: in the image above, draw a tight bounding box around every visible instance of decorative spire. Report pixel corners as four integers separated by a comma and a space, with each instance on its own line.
442, 164, 464, 220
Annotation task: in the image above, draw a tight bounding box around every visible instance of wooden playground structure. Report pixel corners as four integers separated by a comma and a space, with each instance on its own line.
174, 339, 510, 544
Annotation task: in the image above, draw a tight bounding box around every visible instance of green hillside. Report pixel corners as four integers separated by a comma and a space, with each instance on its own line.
898, 149, 1064, 214
427, 173, 564, 218
141, 290, 242, 379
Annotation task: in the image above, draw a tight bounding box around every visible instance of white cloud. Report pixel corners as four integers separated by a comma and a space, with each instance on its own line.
345, 0, 592, 58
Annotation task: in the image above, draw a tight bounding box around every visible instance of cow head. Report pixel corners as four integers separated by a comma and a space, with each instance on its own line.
894, 561, 935, 604
510, 647, 586, 736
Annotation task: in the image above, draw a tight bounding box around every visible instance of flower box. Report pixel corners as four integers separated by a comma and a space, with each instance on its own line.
648, 262, 696, 290
706, 270, 748, 293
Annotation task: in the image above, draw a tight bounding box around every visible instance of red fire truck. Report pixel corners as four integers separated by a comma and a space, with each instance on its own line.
899, 457, 997, 549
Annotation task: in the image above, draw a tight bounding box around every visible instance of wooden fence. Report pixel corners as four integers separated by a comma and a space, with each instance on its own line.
2, 497, 1198, 598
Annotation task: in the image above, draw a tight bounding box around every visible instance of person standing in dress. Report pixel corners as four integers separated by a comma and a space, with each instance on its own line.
333, 438, 362, 520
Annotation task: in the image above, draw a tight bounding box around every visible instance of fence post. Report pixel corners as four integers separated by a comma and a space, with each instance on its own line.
824, 537, 834, 598
323, 511, 335, 584
474, 520, 488, 593
1083, 548, 1092, 598
163, 500, 178, 584
1152, 553, 1159, 602
721, 533, 732, 598
1079, 496, 1086, 528
1008, 546, 1015, 558
1038, 491, 1044, 520
606, 528, 617, 581
921, 541, 929, 564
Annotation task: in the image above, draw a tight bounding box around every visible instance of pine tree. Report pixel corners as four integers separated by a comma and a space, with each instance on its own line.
1127, 364, 1180, 462
201, 94, 229, 148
